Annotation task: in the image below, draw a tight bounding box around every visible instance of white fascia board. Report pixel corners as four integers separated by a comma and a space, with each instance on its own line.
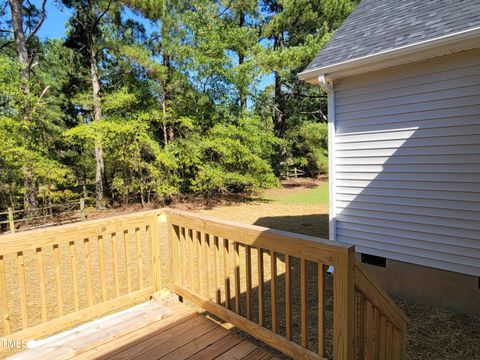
298, 26, 480, 83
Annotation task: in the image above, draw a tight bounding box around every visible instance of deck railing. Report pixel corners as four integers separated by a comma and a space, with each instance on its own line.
0, 210, 163, 346
166, 209, 408, 360
0, 209, 408, 359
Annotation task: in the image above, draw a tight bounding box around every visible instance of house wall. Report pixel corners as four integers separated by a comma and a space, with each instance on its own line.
333, 48, 480, 277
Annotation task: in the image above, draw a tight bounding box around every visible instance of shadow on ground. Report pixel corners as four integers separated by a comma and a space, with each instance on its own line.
254, 214, 329, 239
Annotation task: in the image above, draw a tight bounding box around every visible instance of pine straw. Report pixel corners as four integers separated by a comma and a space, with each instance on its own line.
1, 197, 478, 359
201, 202, 480, 360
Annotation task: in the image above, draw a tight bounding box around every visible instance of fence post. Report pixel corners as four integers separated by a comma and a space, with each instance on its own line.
80, 198, 86, 221
7, 208, 15, 234
333, 246, 355, 360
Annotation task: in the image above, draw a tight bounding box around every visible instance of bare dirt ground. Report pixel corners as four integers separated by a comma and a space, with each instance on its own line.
1, 179, 479, 359
198, 180, 480, 360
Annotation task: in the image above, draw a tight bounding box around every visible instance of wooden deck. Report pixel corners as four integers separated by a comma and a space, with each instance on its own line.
0, 209, 408, 359
8, 300, 277, 360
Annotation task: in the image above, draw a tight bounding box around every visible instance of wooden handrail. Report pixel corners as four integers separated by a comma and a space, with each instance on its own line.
0, 208, 408, 359
0, 209, 163, 356
164, 208, 356, 360
165, 209, 408, 360
353, 261, 408, 360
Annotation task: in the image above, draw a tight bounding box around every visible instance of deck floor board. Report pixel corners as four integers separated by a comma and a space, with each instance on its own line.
9, 301, 276, 360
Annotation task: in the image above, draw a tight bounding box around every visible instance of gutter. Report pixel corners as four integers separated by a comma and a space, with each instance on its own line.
298, 25, 480, 83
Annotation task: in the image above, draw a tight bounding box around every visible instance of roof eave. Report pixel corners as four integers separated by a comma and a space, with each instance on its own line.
298, 26, 480, 84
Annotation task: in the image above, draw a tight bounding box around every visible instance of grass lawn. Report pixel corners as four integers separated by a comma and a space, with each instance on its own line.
202, 179, 330, 239
2, 179, 479, 359
261, 181, 329, 205
201, 180, 480, 360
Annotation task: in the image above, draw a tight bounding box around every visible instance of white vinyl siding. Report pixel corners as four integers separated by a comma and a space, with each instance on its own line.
333, 49, 480, 276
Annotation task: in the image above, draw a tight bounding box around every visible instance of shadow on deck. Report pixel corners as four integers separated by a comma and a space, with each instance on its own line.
8, 296, 276, 360
0, 208, 408, 360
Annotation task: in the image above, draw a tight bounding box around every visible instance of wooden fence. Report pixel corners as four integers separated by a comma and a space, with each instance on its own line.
0, 199, 86, 234
0, 209, 408, 359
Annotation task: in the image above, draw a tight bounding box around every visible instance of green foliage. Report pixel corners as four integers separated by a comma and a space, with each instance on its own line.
285, 122, 328, 177
190, 118, 279, 194
0, 55, 73, 207
0, 0, 358, 210
65, 115, 179, 200
262, 182, 329, 205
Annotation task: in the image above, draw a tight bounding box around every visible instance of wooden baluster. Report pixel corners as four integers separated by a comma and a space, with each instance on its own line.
258, 247, 265, 326
386, 321, 393, 360
285, 255, 292, 341
179, 227, 186, 287
17, 251, 28, 328
69, 241, 79, 311
52, 245, 64, 317
365, 300, 375, 359
374, 307, 380, 356
204, 233, 211, 299
0, 255, 11, 335
234, 242, 241, 313
318, 264, 326, 357
187, 229, 193, 289
170, 224, 181, 289
84, 239, 93, 306
300, 258, 307, 347
245, 245, 252, 321
392, 328, 401, 360
223, 238, 231, 309
379, 315, 387, 360
111, 233, 120, 297
124, 230, 132, 293
356, 291, 366, 359
214, 236, 221, 304
197, 231, 204, 296
36, 248, 47, 322
135, 228, 144, 290
271, 251, 278, 333
146, 224, 153, 287
98, 235, 107, 302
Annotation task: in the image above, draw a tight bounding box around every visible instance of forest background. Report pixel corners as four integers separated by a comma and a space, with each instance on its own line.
0, 0, 356, 212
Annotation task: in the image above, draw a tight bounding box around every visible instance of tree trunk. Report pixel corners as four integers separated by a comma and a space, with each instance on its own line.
90, 46, 105, 209
162, 53, 174, 143
161, 17, 174, 144
272, 1, 285, 138
238, 10, 246, 112
8, 0, 29, 85
273, 70, 285, 137
22, 169, 38, 216
9, 0, 39, 215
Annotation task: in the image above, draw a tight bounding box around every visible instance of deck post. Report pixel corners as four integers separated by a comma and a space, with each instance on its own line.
150, 212, 165, 292
7, 207, 15, 234
167, 214, 179, 292
333, 246, 355, 360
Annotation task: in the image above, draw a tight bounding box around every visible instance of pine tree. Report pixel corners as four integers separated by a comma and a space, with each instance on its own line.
6, 0, 47, 214
62, 0, 119, 209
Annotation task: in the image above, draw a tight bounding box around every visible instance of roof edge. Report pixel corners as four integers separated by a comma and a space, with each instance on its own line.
298, 25, 480, 83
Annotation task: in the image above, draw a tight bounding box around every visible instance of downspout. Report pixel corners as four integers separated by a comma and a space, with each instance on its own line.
318, 75, 336, 241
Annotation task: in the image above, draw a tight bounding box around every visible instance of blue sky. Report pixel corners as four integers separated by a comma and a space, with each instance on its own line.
34, 0, 71, 40
32, 0, 273, 92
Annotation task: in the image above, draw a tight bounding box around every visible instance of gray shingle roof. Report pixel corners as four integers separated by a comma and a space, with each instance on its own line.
305, 0, 480, 71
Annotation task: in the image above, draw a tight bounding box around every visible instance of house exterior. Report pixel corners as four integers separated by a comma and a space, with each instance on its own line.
299, 0, 480, 313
